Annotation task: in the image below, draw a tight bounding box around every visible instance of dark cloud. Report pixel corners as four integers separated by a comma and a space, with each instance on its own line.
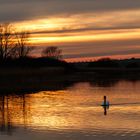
0, 0, 140, 22
63, 50, 140, 59
32, 39, 140, 58
31, 26, 140, 36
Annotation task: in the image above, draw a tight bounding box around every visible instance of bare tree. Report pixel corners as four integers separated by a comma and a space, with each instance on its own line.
0, 23, 15, 60
0, 23, 34, 60
42, 46, 62, 59
14, 31, 33, 58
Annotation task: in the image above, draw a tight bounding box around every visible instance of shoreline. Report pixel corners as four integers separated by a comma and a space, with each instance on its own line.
0, 67, 140, 94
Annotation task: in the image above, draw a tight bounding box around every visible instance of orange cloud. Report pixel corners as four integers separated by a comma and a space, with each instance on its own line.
13, 9, 140, 59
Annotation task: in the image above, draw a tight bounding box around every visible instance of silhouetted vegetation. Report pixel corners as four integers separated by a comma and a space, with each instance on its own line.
14, 31, 34, 58
0, 23, 33, 60
126, 62, 140, 68
88, 58, 120, 68
88, 57, 140, 69
0, 57, 69, 68
41, 46, 62, 59
0, 23, 72, 70
0, 57, 139, 94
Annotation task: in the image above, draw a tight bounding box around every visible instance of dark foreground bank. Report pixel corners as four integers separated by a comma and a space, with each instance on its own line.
0, 57, 140, 94
0, 67, 140, 94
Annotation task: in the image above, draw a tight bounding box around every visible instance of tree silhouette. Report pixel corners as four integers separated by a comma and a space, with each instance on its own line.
0, 23, 33, 60
42, 46, 62, 59
0, 23, 15, 60
14, 31, 34, 58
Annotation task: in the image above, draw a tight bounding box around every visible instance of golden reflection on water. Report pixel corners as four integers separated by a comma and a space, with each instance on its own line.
0, 81, 140, 134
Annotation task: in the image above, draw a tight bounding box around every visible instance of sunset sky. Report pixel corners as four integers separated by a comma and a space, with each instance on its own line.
1, 0, 140, 61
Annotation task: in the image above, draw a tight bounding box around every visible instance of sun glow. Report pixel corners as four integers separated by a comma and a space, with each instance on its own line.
13, 9, 140, 44
12, 9, 140, 59
28, 29, 140, 44
14, 17, 78, 32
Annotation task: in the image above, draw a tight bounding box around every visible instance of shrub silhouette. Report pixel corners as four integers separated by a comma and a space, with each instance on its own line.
126, 62, 140, 68
89, 58, 120, 68
41, 46, 62, 59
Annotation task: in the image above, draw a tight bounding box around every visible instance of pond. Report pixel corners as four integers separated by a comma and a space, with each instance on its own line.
0, 80, 140, 140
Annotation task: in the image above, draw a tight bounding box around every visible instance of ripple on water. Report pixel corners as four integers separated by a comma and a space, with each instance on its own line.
1, 81, 140, 140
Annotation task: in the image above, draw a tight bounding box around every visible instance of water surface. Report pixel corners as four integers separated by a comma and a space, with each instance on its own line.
0, 80, 140, 140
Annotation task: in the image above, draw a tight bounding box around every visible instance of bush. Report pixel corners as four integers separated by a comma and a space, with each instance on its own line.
89, 58, 120, 68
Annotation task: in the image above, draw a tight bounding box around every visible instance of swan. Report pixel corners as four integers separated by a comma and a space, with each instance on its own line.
101, 96, 110, 106
101, 101, 110, 106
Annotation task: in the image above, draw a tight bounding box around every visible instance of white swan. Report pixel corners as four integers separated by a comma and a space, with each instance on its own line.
101, 101, 110, 106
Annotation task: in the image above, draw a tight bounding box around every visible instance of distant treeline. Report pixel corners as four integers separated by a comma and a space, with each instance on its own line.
87, 58, 140, 68
0, 56, 73, 70
0, 57, 139, 94
1, 57, 140, 69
